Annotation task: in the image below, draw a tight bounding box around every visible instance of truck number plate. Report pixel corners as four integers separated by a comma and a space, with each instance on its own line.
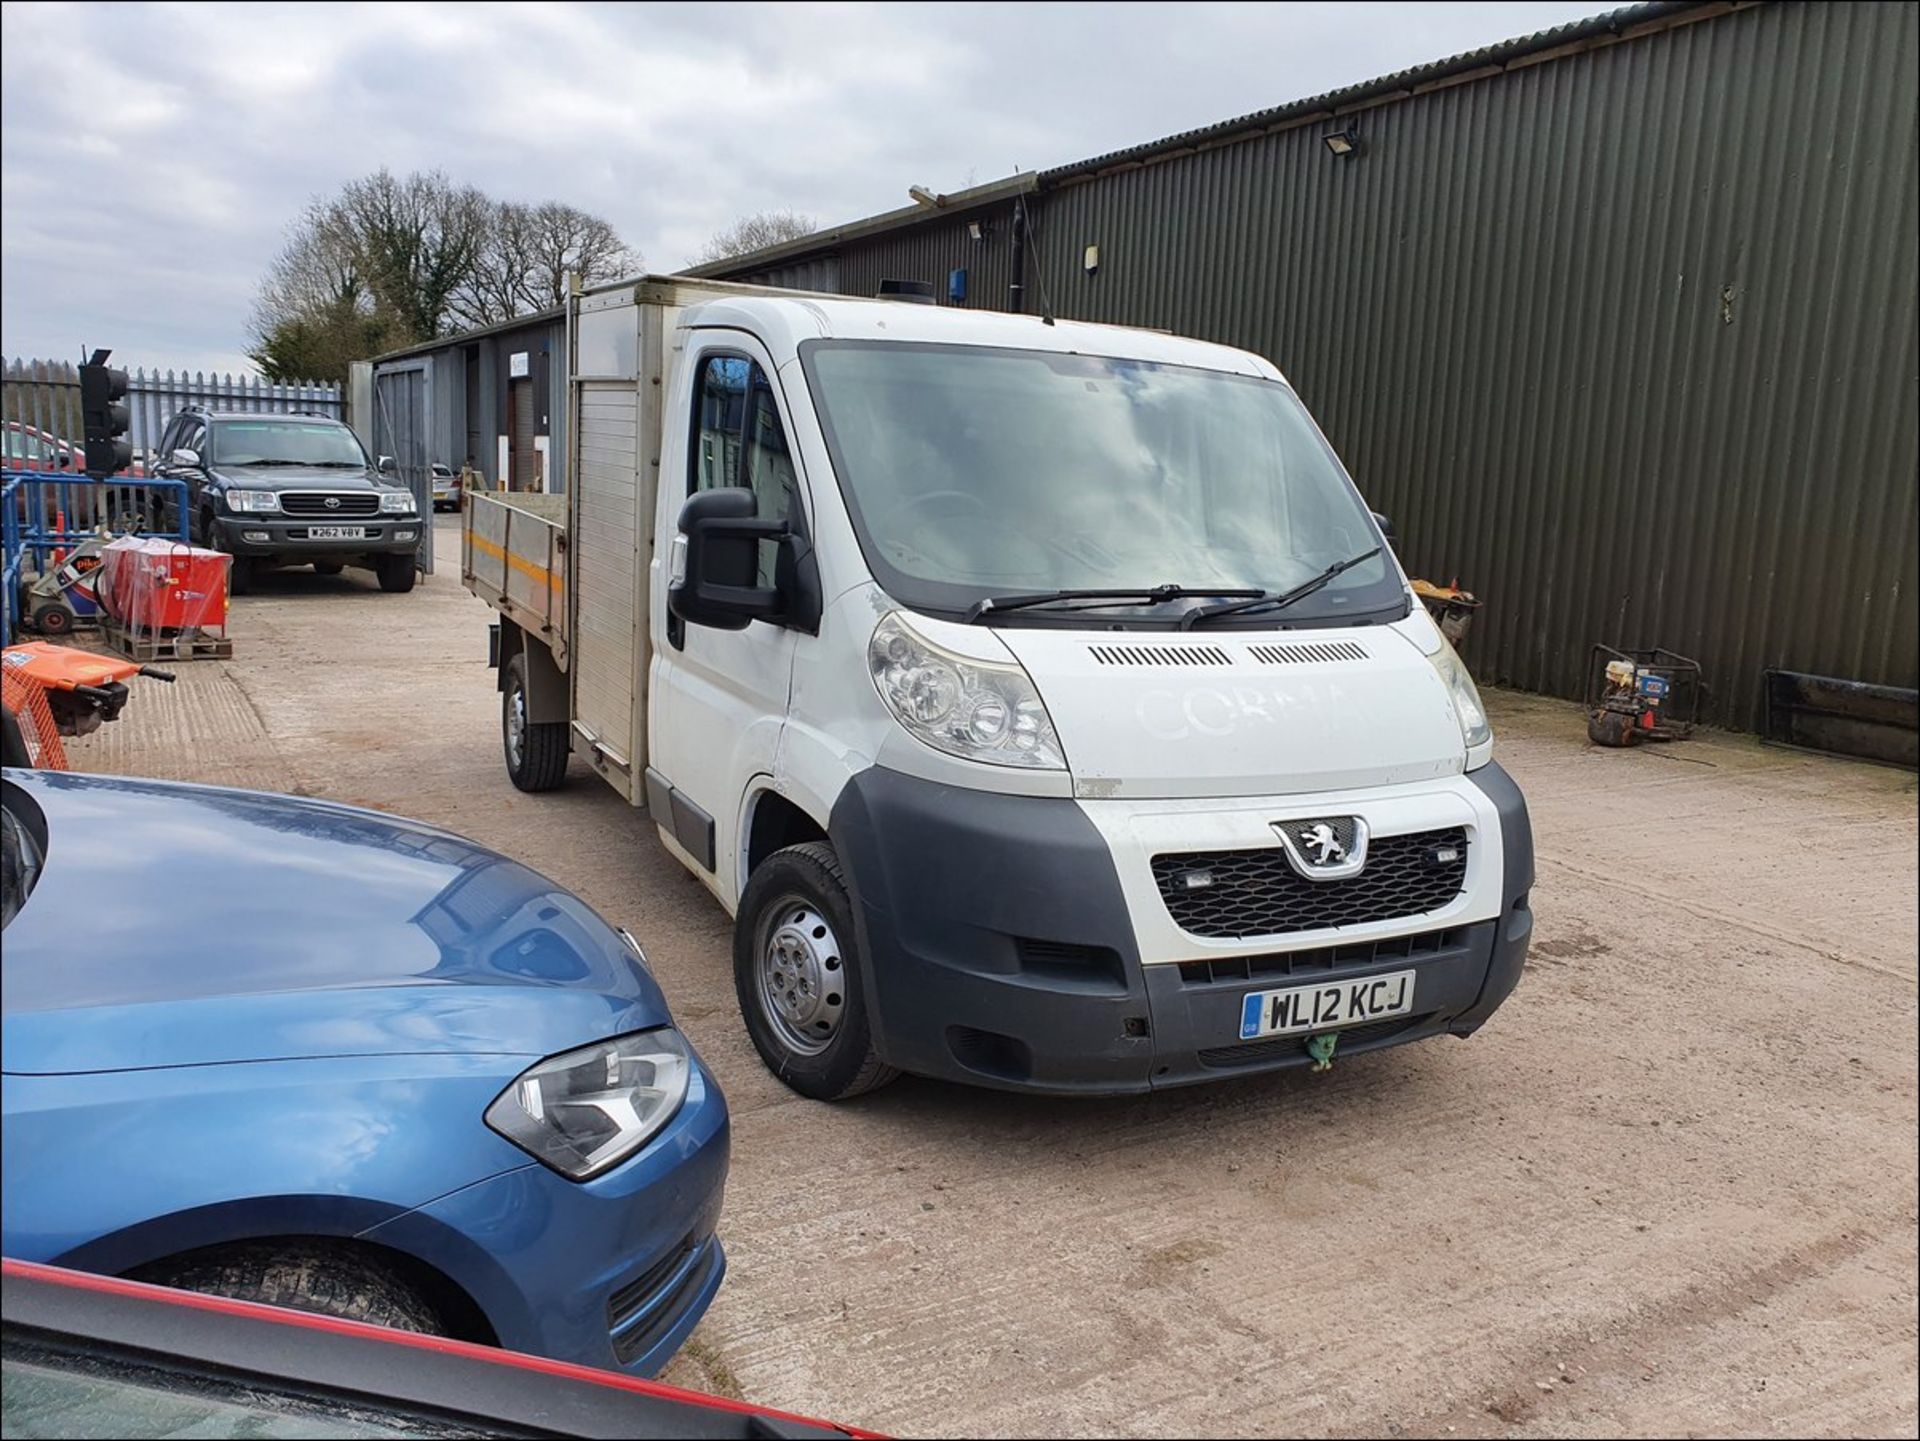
1239, 969, 1416, 1040
307, 525, 367, 540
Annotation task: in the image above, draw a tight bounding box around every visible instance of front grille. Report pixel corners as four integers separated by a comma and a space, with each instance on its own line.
608, 1234, 717, 1365
280, 491, 379, 517
1197, 1012, 1433, 1069
1176, 926, 1468, 988
1153, 827, 1468, 939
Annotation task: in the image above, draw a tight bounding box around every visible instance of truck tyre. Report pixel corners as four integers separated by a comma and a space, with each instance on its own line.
735, 841, 899, 1101
503, 652, 568, 792
131, 1242, 447, 1335
376, 553, 417, 593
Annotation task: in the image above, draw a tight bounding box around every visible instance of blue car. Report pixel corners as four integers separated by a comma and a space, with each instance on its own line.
0, 768, 728, 1377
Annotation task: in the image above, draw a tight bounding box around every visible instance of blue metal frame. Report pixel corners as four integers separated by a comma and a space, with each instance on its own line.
2, 469, 190, 638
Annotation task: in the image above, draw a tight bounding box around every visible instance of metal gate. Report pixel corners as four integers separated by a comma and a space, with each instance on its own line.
372, 363, 434, 575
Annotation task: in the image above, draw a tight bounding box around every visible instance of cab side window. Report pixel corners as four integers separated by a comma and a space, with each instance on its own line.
689, 354, 799, 587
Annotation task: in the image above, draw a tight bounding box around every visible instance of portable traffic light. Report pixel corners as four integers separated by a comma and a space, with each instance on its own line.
79, 348, 132, 478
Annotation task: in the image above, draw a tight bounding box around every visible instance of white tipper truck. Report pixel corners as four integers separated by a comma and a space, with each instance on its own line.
464, 274, 1533, 1100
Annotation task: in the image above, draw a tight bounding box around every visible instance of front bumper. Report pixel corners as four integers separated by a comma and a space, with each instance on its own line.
210, 514, 421, 557
829, 762, 1533, 1095
359, 1060, 729, 1376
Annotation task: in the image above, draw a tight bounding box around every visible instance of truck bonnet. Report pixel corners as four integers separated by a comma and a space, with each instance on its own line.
990, 610, 1470, 800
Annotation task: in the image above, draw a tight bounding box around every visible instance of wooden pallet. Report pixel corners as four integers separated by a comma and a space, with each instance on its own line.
100, 621, 233, 663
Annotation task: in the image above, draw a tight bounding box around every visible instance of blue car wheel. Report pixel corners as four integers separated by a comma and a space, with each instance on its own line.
130, 1240, 449, 1337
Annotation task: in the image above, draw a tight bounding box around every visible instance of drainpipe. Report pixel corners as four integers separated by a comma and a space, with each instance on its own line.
1009, 196, 1027, 315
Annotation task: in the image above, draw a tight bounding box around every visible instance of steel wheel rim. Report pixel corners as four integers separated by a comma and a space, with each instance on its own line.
757, 897, 846, 1056
506, 681, 527, 769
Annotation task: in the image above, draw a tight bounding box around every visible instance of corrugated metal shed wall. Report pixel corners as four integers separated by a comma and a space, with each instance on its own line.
730, 202, 1019, 310
1028, 0, 1920, 726
735, 255, 843, 292
719, 1, 1918, 728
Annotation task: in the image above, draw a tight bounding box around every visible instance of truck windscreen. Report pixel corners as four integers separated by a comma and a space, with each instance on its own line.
800, 340, 1402, 625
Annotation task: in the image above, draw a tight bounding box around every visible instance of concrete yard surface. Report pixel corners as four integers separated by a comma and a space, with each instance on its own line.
66, 517, 1920, 1438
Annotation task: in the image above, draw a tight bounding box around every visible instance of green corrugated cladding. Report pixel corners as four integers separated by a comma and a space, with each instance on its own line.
720, 2, 1918, 728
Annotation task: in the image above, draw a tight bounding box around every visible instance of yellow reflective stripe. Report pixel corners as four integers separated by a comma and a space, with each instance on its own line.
469, 532, 563, 592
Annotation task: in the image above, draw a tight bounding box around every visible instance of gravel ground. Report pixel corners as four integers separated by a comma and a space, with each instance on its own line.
72, 515, 1920, 1439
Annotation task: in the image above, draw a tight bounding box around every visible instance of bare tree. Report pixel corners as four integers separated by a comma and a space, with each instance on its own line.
693, 209, 818, 266
253, 172, 642, 375
452, 201, 639, 326
331, 169, 492, 341
524, 202, 639, 307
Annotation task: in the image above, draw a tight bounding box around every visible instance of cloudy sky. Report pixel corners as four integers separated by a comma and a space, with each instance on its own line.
1, 1, 1598, 374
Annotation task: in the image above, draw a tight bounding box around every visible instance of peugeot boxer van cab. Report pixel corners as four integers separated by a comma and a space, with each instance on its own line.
465, 275, 1533, 1100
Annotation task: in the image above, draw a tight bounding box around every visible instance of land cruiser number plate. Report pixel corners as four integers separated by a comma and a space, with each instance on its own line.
306, 525, 367, 541
1238, 969, 1416, 1040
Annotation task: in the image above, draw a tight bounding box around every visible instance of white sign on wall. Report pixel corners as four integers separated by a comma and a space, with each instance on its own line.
509, 351, 531, 379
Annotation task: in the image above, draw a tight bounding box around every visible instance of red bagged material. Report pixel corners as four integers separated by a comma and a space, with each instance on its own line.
96, 537, 230, 638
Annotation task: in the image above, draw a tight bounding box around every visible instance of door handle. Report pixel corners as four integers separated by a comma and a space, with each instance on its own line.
666, 535, 687, 649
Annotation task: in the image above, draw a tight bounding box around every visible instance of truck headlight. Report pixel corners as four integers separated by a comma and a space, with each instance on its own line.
484, 1029, 690, 1180
226, 489, 278, 513
1427, 638, 1491, 749
869, 612, 1065, 769
379, 490, 417, 514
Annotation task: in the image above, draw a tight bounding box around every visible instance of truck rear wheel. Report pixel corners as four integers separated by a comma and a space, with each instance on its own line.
503, 652, 568, 792
735, 841, 898, 1100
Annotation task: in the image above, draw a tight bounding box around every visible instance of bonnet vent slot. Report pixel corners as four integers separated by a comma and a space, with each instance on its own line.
1088, 644, 1233, 667
1248, 640, 1369, 665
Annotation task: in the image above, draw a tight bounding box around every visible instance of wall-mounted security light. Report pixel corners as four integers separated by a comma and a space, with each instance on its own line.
967, 219, 987, 242
1083, 244, 1100, 276
1323, 125, 1362, 158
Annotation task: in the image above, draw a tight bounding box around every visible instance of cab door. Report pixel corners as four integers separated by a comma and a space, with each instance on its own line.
647, 331, 807, 906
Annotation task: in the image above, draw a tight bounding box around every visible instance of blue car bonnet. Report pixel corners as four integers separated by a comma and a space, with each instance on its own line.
2, 771, 672, 1074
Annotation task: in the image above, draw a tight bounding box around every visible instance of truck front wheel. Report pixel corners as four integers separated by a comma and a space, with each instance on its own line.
502, 652, 568, 791
735, 841, 899, 1100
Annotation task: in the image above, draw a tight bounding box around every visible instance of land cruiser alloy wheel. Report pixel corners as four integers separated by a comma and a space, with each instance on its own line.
502, 653, 568, 792
735, 842, 898, 1100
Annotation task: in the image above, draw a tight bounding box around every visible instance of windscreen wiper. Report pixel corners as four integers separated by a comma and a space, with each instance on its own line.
1178, 547, 1382, 629
964, 583, 1264, 624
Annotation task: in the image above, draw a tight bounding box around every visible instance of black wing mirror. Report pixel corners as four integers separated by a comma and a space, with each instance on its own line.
668, 487, 786, 631
1371, 510, 1397, 546
376, 454, 398, 476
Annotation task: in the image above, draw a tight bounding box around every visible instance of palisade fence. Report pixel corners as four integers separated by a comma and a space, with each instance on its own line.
2, 357, 342, 467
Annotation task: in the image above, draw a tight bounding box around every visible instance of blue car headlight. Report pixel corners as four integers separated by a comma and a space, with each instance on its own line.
485, 1029, 690, 1180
